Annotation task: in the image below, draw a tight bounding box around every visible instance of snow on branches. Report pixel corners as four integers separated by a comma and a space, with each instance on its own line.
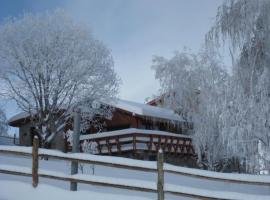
207, 0, 270, 173
152, 48, 229, 171
152, 0, 270, 173
0, 10, 119, 146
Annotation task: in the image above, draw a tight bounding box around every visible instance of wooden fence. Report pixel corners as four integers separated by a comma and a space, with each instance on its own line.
0, 134, 19, 145
0, 137, 270, 200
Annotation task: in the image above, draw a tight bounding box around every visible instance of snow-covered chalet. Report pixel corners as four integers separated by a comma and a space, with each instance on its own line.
8, 99, 196, 167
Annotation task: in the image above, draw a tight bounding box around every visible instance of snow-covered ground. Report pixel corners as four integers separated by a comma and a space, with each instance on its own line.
1, 145, 270, 200
0, 180, 152, 200
0, 153, 158, 200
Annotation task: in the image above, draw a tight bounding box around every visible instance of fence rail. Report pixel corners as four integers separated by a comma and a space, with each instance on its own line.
1, 145, 269, 186
0, 134, 19, 145
0, 140, 270, 200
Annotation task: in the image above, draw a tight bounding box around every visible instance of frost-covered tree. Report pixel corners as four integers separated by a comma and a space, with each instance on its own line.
152, 0, 270, 173
207, 0, 270, 173
0, 11, 119, 147
193, 50, 230, 171
152, 50, 201, 121
152, 48, 230, 170
0, 107, 8, 136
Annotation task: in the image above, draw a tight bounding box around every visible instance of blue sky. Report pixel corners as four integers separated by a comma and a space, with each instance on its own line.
0, 0, 223, 133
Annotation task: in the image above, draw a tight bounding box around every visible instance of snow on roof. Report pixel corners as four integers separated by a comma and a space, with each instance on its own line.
102, 99, 183, 122
8, 112, 30, 124
80, 128, 192, 140
8, 99, 183, 125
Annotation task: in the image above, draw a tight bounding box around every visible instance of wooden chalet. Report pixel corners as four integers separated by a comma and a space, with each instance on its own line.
80, 99, 196, 166
8, 99, 196, 167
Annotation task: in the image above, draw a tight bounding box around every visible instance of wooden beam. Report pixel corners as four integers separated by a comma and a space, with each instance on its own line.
32, 136, 39, 188
157, 149, 164, 200
149, 135, 153, 152
116, 137, 121, 153
106, 138, 112, 155
96, 140, 102, 154
132, 135, 136, 151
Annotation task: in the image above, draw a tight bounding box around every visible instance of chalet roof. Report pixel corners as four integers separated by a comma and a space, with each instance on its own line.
8, 112, 30, 127
102, 99, 183, 122
8, 99, 184, 127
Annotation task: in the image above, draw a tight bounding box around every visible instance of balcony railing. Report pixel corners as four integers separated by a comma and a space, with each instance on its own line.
80, 128, 194, 155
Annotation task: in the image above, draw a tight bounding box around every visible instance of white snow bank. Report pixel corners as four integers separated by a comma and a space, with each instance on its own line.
1, 164, 269, 200
0, 180, 154, 200
0, 164, 31, 175
165, 183, 270, 200
39, 148, 157, 170
164, 163, 270, 184
0, 164, 156, 191
80, 128, 192, 140
0, 145, 157, 170
102, 99, 183, 122
40, 168, 156, 191
0, 145, 32, 154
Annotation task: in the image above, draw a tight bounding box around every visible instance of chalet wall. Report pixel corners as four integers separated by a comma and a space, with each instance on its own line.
103, 109, 184, 135
104, 110, 140, 131
19, 123, 31, 146
18, 122, 66, 151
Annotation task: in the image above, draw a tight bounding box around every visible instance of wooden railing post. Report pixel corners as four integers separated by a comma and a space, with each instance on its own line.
32, 136, 39, 188
157, 148, 164, 200
70, 109, 81, 191
13, 134, 16, 145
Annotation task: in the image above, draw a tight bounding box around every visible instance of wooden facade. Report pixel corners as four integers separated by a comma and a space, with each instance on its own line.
8, 99, 196, 166
100, 107, 191, 133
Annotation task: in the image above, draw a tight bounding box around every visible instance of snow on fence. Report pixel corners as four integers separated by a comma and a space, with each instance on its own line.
0, 141, 270, 200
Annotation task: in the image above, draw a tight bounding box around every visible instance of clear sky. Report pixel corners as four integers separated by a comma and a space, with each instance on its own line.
0, 0, 223, 125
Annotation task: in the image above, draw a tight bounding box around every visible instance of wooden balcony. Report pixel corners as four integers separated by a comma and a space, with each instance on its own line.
80, 128, 194, 156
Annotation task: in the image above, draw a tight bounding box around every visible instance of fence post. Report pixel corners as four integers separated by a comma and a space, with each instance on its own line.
13, 134, 16, 145
70, 109, 81, 191
157, 148, 164, 200
32, 136, 39, 188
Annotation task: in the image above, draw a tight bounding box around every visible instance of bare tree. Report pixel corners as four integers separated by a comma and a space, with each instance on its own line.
0, 10, 119, 146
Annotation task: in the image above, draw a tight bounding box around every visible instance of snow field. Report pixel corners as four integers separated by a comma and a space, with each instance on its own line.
1, 145, 270, 200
